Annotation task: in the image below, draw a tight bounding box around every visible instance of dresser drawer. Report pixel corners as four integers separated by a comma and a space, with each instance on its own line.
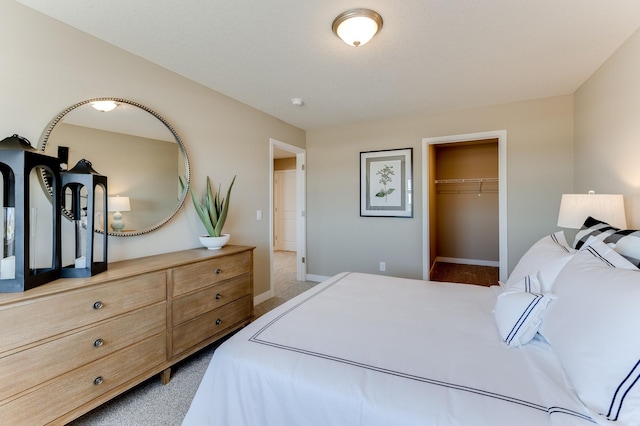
0, 271, 166, 355
0, 302, 166, 402
0, 334, 166, 425
172, 295, 252, 356
173, 274, 251, 326
172, 251, 252, 296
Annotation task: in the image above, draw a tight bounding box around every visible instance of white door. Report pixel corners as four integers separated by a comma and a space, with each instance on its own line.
274, 170, 297, 251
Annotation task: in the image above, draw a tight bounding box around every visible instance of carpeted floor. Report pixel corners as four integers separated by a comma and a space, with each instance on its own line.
68, 250, 317, 426
430, 261, 499, 287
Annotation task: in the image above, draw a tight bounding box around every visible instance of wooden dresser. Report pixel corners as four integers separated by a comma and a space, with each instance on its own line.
0, 245, 254, 425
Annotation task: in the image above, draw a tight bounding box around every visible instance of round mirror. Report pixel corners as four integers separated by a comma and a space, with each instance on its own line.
38, 98, 190, 236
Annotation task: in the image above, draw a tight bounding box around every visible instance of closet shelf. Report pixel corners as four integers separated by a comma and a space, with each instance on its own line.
435, 177, 498, 195
434, 178, 498, 184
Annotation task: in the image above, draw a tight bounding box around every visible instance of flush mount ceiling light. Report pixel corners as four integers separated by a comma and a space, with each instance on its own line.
332, 9, 383, 47
91, 100, 118, 112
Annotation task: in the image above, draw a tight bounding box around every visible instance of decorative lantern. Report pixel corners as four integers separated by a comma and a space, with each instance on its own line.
0, 134, 61, 292
60, 159, 108, 277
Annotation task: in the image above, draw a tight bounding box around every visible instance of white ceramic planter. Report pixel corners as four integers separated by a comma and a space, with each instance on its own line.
199, 234, 230, 250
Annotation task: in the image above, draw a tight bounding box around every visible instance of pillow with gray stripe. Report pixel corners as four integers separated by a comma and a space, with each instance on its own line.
574, 216, 640, 267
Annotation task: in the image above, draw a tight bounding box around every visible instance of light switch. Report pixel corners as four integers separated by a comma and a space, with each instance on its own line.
256, 210, 262, 220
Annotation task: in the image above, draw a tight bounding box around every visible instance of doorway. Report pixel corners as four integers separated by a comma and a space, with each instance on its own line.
268, 139, 306, 302
274, 169, 297, 251
422, 130, 508, 282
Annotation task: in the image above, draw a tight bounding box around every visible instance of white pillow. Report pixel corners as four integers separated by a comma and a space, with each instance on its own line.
494, 273, 551, 347
541, 240, 640, 423
507, 231, 575, 292
508, 271, 542, 293
579, 237, 639, 270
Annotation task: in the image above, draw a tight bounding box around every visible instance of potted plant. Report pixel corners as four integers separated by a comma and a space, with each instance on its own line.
190, 175, 236, 249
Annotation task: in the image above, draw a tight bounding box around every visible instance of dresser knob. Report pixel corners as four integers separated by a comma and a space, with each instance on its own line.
93, 338, 104, 348
93, 301, 104, 310
93, 376, 104, 386
215, 268, 222, 275
215, 293, 222, 300
215, 319, 222, 325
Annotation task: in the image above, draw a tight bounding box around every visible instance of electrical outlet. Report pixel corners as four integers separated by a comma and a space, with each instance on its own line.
379, 262, 386, 272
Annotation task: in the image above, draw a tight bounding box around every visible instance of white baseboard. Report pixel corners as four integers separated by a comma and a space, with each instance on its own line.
253, 289, 274, 306
435, 256, 499, 268
254, 274, 328, 306
305, 274, 329, 283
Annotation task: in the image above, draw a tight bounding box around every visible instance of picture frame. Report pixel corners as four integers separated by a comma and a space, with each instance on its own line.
360, 148, 413, 217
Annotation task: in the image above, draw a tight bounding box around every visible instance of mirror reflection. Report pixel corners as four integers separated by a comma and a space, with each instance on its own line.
38, 98, 190, 236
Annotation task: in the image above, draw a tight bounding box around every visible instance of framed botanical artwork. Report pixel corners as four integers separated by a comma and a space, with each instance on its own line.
360, 148, 413, 217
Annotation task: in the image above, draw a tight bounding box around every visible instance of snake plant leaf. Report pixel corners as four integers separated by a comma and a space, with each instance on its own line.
214, 175, 235, 237
178, 175, 185, 194
190, 187, 215, 236
190, 175, 235, 237
205, 176, 219, 229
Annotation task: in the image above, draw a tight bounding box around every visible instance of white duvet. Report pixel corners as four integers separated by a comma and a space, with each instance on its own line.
183, 272, 593, 426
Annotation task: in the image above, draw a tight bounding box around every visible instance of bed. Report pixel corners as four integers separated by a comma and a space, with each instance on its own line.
183, 224, 640, 426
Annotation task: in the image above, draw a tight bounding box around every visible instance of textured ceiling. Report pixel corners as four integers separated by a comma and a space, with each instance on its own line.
16, 0, 640, 130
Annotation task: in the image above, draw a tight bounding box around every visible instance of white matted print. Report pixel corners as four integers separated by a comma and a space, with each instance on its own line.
360, 148, 412, 217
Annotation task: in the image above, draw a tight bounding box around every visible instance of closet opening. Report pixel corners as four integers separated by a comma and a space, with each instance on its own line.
422, 130, 508, 284
430, 140, 498, 286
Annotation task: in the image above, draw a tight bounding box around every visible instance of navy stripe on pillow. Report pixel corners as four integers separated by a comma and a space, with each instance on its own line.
607, 359, 640, 421
550, 232, 570, 253
585, 246, 615, 268
505, 295, 542, 346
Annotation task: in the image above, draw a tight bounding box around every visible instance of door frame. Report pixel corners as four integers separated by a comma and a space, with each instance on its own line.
421, 130, 508, 282
269, 138, 307, 286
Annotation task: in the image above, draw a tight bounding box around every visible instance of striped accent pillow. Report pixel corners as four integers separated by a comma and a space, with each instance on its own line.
574, 216, 640, 267
494, 274, 551, 347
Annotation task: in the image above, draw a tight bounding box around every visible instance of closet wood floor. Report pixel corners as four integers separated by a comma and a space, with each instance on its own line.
430, 262, 499, 287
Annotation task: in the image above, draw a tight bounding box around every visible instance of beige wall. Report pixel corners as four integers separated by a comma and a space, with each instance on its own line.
0, 2, 305, 298
307, 95, 574, 279
574, 28, 640, 227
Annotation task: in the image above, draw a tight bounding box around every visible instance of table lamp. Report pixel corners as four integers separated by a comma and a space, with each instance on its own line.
108, 196, 131, 232
557, 191, 626, 229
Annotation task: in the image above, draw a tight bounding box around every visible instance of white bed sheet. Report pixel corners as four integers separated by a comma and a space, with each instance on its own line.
183, 272, 594, 426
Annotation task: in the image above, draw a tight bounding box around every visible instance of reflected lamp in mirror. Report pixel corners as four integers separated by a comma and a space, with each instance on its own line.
0, 134, 62, 292
557, 191, 627, 229
91, 100, 118, 112
108, 196, 131, 232
61, 159, 108, 278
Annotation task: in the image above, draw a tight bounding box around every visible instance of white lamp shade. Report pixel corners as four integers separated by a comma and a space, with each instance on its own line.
332, 9, 383, 47
108, 196, 131, 212
336, 17, 379, 46
557, 193, 626, 229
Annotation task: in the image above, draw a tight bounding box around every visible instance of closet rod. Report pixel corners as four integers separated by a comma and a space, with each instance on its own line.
434, 178, 498, 184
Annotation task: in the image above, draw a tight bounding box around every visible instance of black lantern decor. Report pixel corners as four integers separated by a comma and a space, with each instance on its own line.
60, 159, 108, 277
0, 134, 61, 292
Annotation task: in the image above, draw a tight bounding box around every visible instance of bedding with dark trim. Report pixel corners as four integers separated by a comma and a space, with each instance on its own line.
184, 272, 595, 426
